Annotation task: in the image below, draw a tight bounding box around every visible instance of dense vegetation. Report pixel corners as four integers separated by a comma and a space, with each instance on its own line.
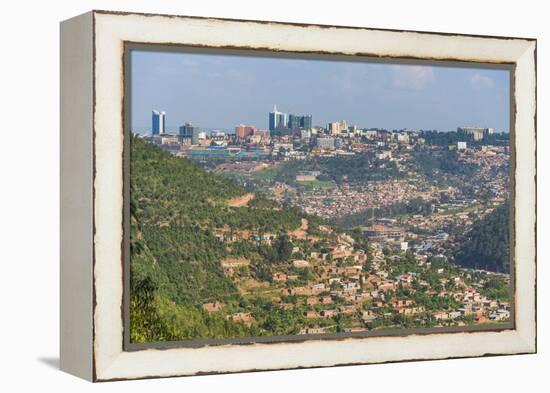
412, 150, 479, 179
130, 274, 255, 343
263, 154, 403, 186
453, 201, 510, 273
129, 137, 314, 342
315, 155, 402, 183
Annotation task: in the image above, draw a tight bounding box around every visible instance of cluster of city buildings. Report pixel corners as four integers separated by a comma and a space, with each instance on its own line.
144, 108, 505, 166
144, 107, 400, 157
269, 105, 312, 134
203, 223, 511, 334
286, 180, 441, 220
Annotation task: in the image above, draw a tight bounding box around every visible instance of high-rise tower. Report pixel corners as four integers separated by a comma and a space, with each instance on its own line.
269, 105, 287, 132
152, 110, 166, 136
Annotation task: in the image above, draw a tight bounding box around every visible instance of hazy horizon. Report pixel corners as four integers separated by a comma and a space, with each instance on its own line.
131, 50, 511, 134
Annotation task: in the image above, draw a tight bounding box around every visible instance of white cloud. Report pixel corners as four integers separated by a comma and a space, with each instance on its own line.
390, 65, 435, 90
469, 73, 495, 90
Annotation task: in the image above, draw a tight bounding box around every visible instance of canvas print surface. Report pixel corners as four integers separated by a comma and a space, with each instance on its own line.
127, 49, 512, 345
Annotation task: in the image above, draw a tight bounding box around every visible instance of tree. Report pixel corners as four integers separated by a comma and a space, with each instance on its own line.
273, 234, 293, 262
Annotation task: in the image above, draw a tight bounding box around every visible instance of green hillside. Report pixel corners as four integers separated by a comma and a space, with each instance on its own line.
453, 201, 510, 273
129, 136, 309, 343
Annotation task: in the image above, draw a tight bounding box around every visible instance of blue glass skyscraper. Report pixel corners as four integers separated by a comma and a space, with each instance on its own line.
269, 105, 287, 132
152, 110, 166, 136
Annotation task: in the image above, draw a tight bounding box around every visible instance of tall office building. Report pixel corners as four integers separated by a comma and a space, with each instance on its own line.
235, 124, 256, 139
288, 114, 301, 130
269, 105, 288, 131
328, 120, 348, 135
152, 110, 166, 136
301, 114, 313, 130
287, 114, 313, 130
179, 122, 199, 143
457, 127, 491, 142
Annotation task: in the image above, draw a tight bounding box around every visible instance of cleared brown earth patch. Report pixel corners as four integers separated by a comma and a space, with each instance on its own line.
227, 193, 255, 207
290, 218, 309, 239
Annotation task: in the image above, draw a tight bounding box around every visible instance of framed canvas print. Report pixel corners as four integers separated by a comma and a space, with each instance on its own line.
60, 10, 537, 381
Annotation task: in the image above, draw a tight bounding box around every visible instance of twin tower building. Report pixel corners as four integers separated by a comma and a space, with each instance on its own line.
269, 105, 312, 134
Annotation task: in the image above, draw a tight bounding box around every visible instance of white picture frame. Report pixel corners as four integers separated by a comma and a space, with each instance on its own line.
60, 10, 536, 382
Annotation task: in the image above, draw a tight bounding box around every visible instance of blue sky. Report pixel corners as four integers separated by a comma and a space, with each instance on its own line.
131, 50, 510, 133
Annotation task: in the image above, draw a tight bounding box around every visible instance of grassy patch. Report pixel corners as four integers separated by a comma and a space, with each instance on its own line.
251, 166, 281, 181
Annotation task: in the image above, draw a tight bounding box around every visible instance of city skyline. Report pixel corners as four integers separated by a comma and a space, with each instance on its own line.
131, 50, 510, 133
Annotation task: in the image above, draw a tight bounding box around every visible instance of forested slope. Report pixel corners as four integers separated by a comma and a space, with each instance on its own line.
129, 136, 306, 342
453, 201, 510, 273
